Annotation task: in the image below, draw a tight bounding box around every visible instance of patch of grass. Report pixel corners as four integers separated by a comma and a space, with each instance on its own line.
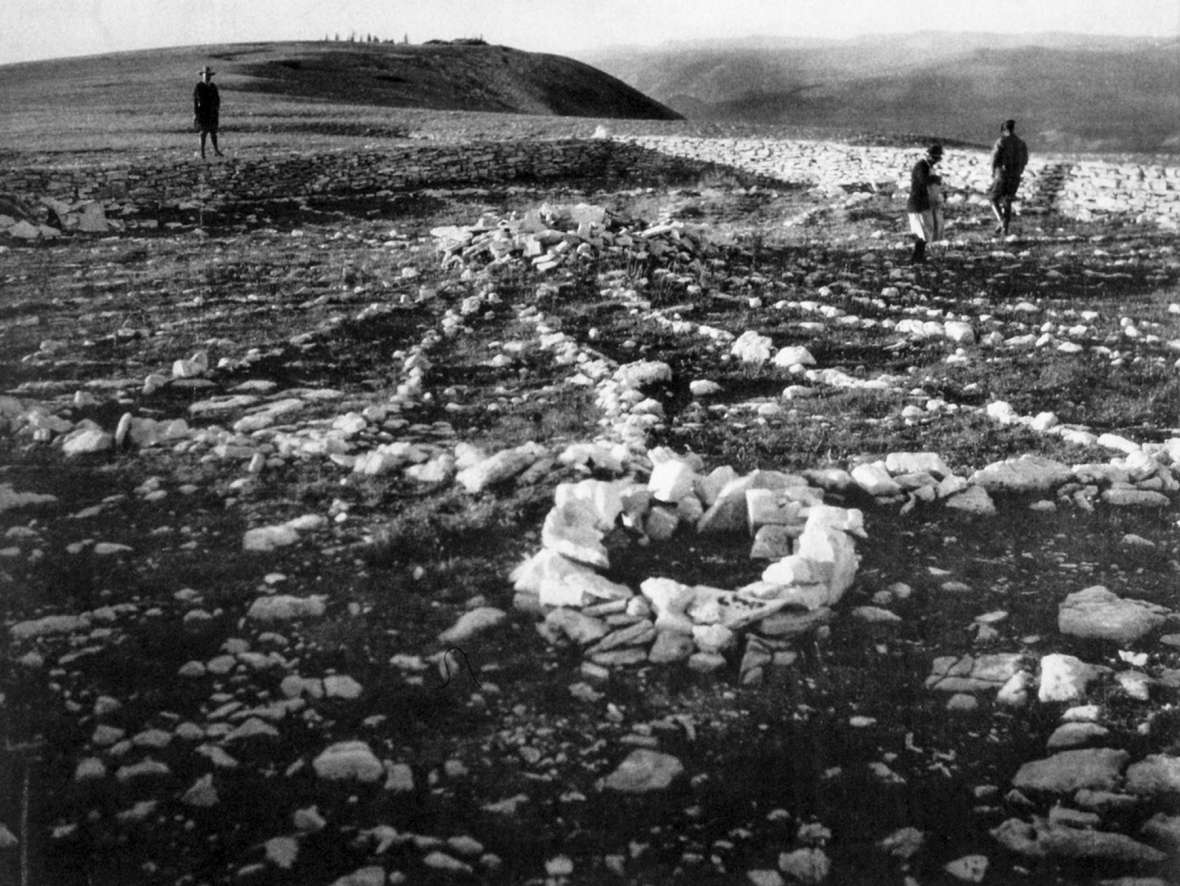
361, 484, 547, 568
981, 350, 1180, 431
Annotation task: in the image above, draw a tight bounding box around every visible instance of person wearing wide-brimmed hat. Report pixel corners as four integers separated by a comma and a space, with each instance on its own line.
193, 65, 223, 158
905, 143, 944, 264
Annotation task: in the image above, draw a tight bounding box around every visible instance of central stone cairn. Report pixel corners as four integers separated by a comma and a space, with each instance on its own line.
511, 449, 865, 681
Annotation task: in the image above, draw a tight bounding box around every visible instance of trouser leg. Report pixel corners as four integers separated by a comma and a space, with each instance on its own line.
990, 198, 1004, 233
211, 132, 221, 155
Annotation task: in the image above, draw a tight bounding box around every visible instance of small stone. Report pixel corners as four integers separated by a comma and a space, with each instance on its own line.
1046, 721, 1110, 750
181, 773, 219, 807
777, 847, 830, 884
243, 524, 300, 552
600, 749, 684, 793
293, 805, 327, 832
74, 758, 107, 781
329, 866, 387, 886
1038, 653, 1101, 703
115, 758, 171, 783
545, 855, 574, 876
877, 827, 925, 860
423, 851, 472, 874
690, 379, 722, 398
265, 836, 299, 869
312, 741, 384, 783
439, 606, 507, 644
947, 693, 979, 713
944, 855, 988, 883
748, 870, 786, 886
688, 652, 727, 673
945, 485, 996, 515
246, 595, 326, 622
323, 675, 363, 700
1125, 754, 1180, 796
851, 462, 902, 496
1140, 812, 1180, 853
996, 670, 1034, 707
449, 836, 484, 857
384, 762, 414, 793
648, 631, 695, 663
544, 608, 609, 645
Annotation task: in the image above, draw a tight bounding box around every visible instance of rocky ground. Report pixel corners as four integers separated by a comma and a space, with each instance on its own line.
2, 131, 1180, 886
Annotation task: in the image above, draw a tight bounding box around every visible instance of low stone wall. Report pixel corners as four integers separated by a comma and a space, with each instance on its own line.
615, 135, 1180, 228
3, 135, 1178, 228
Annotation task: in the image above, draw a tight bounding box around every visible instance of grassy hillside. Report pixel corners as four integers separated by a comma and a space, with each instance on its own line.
0, 41, 680, 154
582, 33, 1180, 155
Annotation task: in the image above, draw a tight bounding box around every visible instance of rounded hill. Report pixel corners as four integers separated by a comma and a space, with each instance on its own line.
0, 40, 681, 121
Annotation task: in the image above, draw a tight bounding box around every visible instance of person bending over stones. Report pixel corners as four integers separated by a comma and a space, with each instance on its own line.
193, 65, 223, 159
906, 143, 944, 264
988, 119, 1028, 236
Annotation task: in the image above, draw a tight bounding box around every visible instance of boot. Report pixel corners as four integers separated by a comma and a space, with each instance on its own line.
910, 237, 926, 264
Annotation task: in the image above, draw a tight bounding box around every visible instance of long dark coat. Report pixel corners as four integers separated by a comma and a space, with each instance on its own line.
193, 81, 220, 131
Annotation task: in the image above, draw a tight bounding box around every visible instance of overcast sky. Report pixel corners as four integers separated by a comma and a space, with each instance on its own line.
2, 0, 1177, 65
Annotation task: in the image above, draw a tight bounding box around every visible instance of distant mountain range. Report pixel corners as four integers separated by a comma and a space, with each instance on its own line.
579, 32, 1180, 154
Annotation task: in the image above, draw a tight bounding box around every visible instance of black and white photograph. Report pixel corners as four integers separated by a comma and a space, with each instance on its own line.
1, 1, 1179, 884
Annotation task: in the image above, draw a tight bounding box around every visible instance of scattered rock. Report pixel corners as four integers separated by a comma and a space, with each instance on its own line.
599, 749, 684, 793
312, 741, 384, 783
1058, 586, 1170, 644
944, 855, 989, 883
1038, 653, 1103, 703
1012, 748, 1129, 795
246, 595, 327, 622
439, 606, 507, 644
778, 847, 831, 884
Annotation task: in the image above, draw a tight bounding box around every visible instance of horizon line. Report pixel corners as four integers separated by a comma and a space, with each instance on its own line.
2, 27, 1177, 67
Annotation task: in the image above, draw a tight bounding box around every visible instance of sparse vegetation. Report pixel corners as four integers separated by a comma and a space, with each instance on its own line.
1, 41, 1179, 886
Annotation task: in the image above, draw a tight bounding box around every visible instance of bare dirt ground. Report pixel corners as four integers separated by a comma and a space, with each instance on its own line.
2, 121, 1180, 886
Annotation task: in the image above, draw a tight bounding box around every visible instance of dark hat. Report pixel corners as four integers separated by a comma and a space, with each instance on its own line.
198, 65, 215, 76
927, 143, 944, 158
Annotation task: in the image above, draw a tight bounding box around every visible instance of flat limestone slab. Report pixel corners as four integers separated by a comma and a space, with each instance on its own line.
1012, 748, 1129, 795
1058, 585, 1170, 645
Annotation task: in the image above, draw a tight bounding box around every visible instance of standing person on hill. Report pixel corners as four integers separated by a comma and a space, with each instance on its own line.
988, 119, 1028, 236
193, 65, 223, 159
906, 143, 944, 264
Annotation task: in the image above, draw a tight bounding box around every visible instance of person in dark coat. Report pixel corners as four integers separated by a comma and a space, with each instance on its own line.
905, 143, 943, 264
988, 119, 1028, 236
193, 66, 223, 159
